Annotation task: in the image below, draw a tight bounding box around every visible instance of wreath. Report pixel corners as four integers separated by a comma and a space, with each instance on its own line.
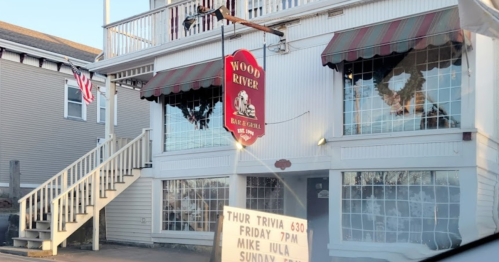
178, 98, 214, 130
373, 65, 426, 115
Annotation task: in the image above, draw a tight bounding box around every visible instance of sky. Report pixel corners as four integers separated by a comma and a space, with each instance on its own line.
0, 0, 150, 49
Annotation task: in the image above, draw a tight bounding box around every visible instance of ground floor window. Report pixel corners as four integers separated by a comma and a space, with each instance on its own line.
342, 171, 461, 250
246, 177, 284, 214
162, 177, 229, 232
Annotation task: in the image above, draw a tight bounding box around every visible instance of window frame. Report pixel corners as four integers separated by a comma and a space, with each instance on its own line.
162, 87, 231, 152
64, 79, 87, 121
341, 170, 461, 248
341, 45, 463, 136
246, 177, 284, 215
96, 86, 118, 126
161, 177, 230, 232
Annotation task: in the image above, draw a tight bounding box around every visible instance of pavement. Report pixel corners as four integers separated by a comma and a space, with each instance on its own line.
0, 244, 211, 262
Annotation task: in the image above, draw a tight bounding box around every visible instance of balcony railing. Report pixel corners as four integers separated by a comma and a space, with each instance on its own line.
104, 0, 319, 58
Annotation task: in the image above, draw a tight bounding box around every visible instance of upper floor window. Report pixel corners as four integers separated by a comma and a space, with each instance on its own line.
97, 87, 117, 125
343, 43, 463, 135
64, 79, 87, 121
163, 86, 231, 152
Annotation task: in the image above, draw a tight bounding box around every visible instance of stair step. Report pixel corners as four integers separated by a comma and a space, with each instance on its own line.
13, 237, 50, 242
0, 246, 52, 257
25, 229, 50, 233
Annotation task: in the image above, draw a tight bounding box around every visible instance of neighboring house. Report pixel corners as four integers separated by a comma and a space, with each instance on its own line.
0, 21, 150, 188
8, 0, 499, 261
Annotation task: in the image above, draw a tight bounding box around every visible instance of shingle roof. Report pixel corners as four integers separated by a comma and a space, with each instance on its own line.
0, 21, 101, 62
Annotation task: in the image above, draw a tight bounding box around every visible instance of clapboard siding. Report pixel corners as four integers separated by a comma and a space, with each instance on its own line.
476, 168, 498, 237
106, 177, 152, 244
0, 59, 149, 185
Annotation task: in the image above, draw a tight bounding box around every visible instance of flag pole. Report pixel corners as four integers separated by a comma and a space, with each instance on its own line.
65, 56, 107, 98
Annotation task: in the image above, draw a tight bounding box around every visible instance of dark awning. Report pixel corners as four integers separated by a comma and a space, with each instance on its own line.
140, 60, 223, 101
321, 8, 470, 70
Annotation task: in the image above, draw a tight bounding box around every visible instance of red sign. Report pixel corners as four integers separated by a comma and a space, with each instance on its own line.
224, 49, 265, 146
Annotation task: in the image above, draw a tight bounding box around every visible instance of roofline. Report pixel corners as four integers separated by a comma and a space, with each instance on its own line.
0, 38, 94, 68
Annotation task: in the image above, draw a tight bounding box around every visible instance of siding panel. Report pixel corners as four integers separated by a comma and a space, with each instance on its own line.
106, 177, 152, 244
476, 169, 498, 237
0, 59, 149, 185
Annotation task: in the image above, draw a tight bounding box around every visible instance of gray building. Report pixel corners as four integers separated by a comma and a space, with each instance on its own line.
0, 21, 150, 188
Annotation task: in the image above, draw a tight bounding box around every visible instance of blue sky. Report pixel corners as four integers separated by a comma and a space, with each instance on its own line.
0, 0, 149, 49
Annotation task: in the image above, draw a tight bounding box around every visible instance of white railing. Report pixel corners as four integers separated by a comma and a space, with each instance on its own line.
18, 135, 118, 235
50, 129, 151, 237
243, 0, 315, 19
104, 0, 236, 58
103, 0, 319, 58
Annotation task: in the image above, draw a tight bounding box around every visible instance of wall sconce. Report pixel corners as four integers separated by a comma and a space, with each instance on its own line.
317, 137, 327, 146
236, 142, 245, 150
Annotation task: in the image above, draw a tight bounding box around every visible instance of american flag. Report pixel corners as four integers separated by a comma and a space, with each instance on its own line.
67, 59, 94, 105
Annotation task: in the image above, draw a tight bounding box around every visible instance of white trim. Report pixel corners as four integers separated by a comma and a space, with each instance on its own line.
64, 79, 87, 121
97, 86, 117, 125
0, 38, 93, 68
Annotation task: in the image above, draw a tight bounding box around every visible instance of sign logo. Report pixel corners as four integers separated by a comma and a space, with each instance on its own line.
224, 49, 265, 146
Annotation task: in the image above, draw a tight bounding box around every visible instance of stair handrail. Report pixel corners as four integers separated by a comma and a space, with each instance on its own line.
49, 128, 151, 249
18, 134, 117, 237
18, 134, 116, 204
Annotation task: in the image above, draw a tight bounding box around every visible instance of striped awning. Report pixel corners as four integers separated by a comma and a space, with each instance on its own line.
321, 8, 470, 69
140, 60, 223, 101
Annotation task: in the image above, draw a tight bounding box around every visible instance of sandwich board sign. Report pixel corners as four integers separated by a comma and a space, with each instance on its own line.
221, 206, 309, 262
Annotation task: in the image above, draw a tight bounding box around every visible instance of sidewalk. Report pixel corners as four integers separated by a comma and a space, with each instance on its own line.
46, 244, 210, 262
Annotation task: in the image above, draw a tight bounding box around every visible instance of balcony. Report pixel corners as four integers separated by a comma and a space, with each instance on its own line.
103, 0, 320, 59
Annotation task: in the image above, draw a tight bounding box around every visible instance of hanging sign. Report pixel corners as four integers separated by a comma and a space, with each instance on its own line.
222, 206, 309, 262
224, 49, 265, 146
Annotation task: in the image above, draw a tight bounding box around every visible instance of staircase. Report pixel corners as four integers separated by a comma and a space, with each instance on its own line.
12, 129, 151, 255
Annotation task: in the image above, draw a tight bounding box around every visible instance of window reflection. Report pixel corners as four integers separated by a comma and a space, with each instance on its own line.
343, 43, 462, 135
246, 177, 284, 214
162, 178, 229, 232
163, 86, 231, 151
342, 171, 461, 250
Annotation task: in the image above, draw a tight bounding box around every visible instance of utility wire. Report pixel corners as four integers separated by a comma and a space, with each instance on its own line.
265, 111, 310, 125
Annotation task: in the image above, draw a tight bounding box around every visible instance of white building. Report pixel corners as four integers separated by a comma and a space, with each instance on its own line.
10, 0, 499, 261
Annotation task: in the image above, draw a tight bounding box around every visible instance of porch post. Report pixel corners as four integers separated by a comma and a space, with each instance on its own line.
229, 174, 246, 208
92, 172, 100, 251
103, 0, 110, 58
105, 74, 116, 143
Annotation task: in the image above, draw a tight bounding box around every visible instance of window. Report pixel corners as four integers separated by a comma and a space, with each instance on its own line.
342, 171, 461, 250
96, 87, 117, 125
163, 86, 231, 152
246, 177, 284, 214
343, 43, 462, 135
162, 178, 229, 232
64, 79, 86, 120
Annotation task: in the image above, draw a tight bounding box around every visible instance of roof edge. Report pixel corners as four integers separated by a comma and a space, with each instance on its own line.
0, 38, 91, 68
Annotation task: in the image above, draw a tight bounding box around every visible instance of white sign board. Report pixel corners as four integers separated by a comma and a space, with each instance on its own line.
222, 206, 309, 262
